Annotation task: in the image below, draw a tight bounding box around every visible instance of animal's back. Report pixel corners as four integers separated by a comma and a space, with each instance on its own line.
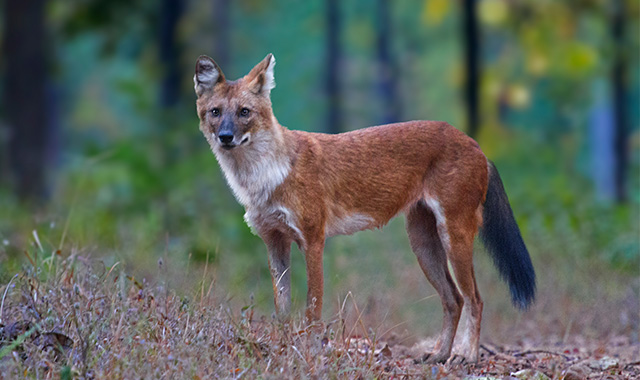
286, 121, 487, 227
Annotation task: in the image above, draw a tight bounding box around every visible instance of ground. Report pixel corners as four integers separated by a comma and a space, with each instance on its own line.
0, 255, 638, 379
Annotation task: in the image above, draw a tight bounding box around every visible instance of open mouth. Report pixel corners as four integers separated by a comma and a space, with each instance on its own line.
221, 143, 236, 150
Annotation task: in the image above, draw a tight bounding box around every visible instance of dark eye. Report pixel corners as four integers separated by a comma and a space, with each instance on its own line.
239, 108, 250, 117
210, 108, 220, 117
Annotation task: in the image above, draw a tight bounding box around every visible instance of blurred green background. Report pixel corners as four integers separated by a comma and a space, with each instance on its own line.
0, 0, 638, 341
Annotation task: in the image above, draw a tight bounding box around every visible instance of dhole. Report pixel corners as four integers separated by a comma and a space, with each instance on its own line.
193, 54, 536, 363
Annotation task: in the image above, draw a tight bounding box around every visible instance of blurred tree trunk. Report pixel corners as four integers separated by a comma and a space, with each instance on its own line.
462, 0, 480, 138
376, 0, 401, 124
159, 0, 184, 108
611, 0, 628, 203
2, 0, 50, 200
590, 80, 616, 202
212, 0, 230, 69
325, 0, 342, 134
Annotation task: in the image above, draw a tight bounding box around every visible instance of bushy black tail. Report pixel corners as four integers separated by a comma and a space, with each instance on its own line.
480, 161, 536, 310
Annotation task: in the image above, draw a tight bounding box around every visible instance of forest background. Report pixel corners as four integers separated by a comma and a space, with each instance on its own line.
0, 0, 638, 368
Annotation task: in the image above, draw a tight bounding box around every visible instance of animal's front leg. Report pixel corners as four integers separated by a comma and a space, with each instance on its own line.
304, 239, 325, 322
264, 231, 292, 320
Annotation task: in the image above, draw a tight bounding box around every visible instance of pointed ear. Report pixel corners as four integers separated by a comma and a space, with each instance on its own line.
246, 53, 276, 96
194, 55, 225, 96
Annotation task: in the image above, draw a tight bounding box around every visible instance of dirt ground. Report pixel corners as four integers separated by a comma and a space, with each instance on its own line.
350, 334, 640, 379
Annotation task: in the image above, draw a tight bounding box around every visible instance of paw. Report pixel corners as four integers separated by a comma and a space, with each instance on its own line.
446, 354, 467, 366
446, 352, 478, 366
414, 351, 450, 365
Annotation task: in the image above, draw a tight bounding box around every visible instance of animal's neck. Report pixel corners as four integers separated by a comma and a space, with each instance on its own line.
216, 121, 293, 208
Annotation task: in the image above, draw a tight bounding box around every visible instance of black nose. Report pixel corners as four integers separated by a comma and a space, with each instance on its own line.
219, 132, 234, 144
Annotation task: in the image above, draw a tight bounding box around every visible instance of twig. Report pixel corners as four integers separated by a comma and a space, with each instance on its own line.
480, 344, 496, 355
512, 349, 572, 360
32, 230, 44, 253
200, 250, 209, 307
379, 320, 409, 342
0, 274, 19, 324
275, 267, 289, 289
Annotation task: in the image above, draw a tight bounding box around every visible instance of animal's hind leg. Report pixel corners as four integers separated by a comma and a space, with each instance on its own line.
444, 213, 483, 363
406, 202, 463, 364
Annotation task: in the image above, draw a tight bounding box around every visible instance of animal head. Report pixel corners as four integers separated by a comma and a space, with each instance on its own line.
194, 54, 276, 151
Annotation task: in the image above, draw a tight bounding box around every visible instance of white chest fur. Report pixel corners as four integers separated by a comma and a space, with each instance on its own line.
213, 136, 291, 208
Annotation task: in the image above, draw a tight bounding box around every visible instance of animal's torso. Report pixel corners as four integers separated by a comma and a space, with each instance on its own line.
214, 120, 487, 247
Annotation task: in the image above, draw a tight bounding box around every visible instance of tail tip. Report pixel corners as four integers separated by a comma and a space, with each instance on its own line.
511, 284, 536, 311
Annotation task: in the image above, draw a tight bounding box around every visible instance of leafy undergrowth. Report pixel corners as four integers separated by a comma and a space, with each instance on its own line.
0, 254, 638, 379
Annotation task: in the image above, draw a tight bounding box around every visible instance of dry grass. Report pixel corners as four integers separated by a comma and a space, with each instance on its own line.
1, 248, 638, 379
0, 252, 425, 379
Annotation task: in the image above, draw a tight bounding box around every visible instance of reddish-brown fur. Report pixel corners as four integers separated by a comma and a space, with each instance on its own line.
194, 54, 492, 363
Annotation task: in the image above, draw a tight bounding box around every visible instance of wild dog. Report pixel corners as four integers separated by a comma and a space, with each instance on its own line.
193, 54, 536, 363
